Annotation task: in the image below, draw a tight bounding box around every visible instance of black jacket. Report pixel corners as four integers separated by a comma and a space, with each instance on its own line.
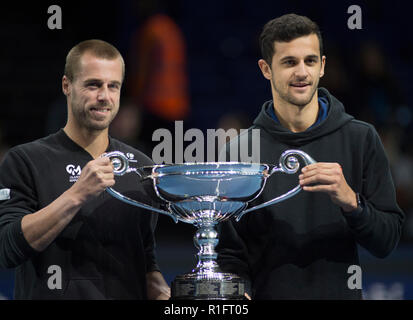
217, 88, 404, 299
0, 129, 160, 299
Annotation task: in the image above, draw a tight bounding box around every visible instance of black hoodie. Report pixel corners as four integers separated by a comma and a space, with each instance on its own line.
217, 88, 404, 299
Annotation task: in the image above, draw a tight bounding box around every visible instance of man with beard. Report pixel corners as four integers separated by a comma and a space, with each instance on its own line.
217, 14, 404, 299
0, 40, 170, 299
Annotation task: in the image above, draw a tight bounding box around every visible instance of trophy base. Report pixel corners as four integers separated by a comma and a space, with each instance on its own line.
171, 272, 250, 300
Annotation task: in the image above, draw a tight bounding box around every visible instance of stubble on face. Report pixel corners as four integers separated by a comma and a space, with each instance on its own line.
67, 54, 122, 133
269, 34, 324, 109
70, 87, 117, 132
271, 74, 319, 107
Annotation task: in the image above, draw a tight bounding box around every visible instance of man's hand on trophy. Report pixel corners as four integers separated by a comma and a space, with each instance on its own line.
146, 271, 171, 300
298, 162, 358, 212
68, 157, 116, 204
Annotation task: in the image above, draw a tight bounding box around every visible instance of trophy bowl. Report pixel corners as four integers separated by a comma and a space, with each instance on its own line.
105, 150, 316, 299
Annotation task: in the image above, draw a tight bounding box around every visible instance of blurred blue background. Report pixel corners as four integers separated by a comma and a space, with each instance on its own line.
0, 0, 412, 299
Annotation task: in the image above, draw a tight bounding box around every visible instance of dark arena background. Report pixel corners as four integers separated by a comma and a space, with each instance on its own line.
0, 0, 412, 302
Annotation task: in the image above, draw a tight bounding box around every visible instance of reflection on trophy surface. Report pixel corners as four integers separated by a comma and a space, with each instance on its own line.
105, 149, 316, 300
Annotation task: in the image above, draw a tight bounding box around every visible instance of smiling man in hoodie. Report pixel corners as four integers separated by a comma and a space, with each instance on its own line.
216, 14, 404, 299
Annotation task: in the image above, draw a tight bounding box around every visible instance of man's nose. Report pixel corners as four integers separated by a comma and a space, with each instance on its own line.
294, 61, 308, 79
97, 85, 109, 101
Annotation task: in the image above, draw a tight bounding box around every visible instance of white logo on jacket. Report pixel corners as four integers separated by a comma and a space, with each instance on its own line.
66, 164, 82, 182
0, 188, 10, 200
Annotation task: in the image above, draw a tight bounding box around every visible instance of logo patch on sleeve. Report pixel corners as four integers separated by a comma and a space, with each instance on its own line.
0, 188, 10, 200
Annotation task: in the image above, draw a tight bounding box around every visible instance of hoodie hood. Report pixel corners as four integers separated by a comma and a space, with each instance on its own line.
253, 87, 354, 147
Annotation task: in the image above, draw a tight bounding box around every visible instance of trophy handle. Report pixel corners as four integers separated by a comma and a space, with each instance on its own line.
235, 149, 316, 221
103, 151, 179, 223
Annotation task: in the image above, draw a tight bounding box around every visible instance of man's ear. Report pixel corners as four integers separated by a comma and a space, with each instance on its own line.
62, 75, 71, 96
258, 59, 272, 80
319, 55, 326, 78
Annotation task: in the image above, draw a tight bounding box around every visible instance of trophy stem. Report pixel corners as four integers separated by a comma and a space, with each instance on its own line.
171, 213, 250, 299
192, 220, 220, 277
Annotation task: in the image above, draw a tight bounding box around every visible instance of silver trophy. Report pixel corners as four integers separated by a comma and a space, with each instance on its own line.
104, 149, 316, 300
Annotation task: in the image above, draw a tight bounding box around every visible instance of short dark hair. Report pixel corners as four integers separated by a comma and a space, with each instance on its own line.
64, 39, 125, 82
259, 14, 323, 65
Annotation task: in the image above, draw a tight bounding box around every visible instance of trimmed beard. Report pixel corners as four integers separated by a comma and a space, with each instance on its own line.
272, 78, 319, 107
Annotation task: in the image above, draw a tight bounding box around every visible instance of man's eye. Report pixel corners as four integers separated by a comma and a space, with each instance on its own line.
109, 84, 120, 90
284, 60, 295, 66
